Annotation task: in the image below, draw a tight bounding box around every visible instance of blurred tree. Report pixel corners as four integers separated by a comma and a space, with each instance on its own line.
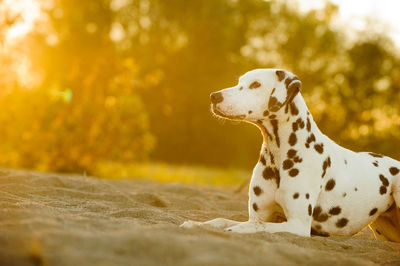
115, 0, 400, 166
0, 0, 399, 173
0, 0, 154, 172
115, 0, 271, 167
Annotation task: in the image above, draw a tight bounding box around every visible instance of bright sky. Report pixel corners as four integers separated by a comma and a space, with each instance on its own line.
2, 0, 41, 42
297, 0, 400, 47
3, 0, 400, 47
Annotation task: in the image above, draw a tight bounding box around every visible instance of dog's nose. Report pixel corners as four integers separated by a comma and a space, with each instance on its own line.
210, 92, 224, 104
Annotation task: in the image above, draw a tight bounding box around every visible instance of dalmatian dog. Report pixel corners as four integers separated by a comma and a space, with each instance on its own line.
180, 69, 400, 242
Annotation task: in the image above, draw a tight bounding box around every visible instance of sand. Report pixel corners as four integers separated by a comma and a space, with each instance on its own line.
0, 169, 399, 266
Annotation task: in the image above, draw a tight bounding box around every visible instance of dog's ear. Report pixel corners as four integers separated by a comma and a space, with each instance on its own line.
285, 76, 301, 104
275, 70, 285, 82
268, 71, 301, 112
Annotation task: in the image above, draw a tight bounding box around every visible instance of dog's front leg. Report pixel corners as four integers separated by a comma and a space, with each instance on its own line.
247, 162, 283, 223
180, 160, 279, 230
227, 178, 320, 237
180, 218, 240, 229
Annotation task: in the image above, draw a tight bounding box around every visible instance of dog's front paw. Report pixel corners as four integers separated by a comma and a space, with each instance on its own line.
225, 222, 259, 233
180, 220, 203, 228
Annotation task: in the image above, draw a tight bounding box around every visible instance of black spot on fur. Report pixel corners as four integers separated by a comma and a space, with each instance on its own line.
379, 174, 389, 187
354, 187, 358, 191
313, 206, 329, 222
306, 117, 311, 132
308, 204, 312, 216
389, 167, 399, 175
369, 152, 383, 158
379, 186, 387, 195
260, 125, 273, 141
249, 81, 261, 89
289, 133, 297, 146
283, 159, 294, 170
268, 92, 282, 112
336, 218, 348, 228
263, 167, 275, 180
253, 186, 262, 196
314, 143, 324, 154
287, 149, 297, 158
369, 208, 378, 216
343, 192, 346, 197
325, 179, 335, 191
284, 102, 290, 114
306, 193, 310, 199
293, 193, 299, 199
305, 133, 315, 148
248, 110, 252, 114
263, 110, 269, 116
269, 152, 275, 165
259, 154, 266, 165
297, 118, 305, 129
252, 203, 258, 211
292, 122, 298, 132
322, 156, 331, 178
276, 70, 285, 81
270, 119, 280, 147
290, 102, 299, 116
376, 230, 381, 235
344, 160, 347, 165
373, 161, 378, 167
289, 168, 299, 177
265, 130, 274, 141
293, 156, 302, 163
262, 167, 280, 187
328, 206, 341, 215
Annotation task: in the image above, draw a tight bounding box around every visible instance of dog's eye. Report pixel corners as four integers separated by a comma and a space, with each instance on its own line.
249, 81, 261, 89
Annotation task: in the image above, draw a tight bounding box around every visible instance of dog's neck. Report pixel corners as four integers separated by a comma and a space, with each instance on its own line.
255, 95, 321, 167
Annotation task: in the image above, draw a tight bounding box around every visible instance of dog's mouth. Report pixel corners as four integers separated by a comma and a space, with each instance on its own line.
211, 104, 246, 120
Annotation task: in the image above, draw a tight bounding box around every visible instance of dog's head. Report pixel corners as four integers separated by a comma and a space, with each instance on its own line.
210, 69, 301, 121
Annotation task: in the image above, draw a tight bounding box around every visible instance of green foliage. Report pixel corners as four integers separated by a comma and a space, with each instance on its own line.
0, 0, 154, 172
0, 80, 154, 172
114, 0, 400, 166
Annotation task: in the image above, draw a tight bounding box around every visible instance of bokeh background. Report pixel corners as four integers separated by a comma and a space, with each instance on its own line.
1, 0, 399, 186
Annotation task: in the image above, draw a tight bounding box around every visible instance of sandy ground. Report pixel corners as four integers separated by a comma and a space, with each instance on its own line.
0, 169, 400, 266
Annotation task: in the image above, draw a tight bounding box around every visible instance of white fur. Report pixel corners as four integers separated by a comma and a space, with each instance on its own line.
181, 69, 400, 239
